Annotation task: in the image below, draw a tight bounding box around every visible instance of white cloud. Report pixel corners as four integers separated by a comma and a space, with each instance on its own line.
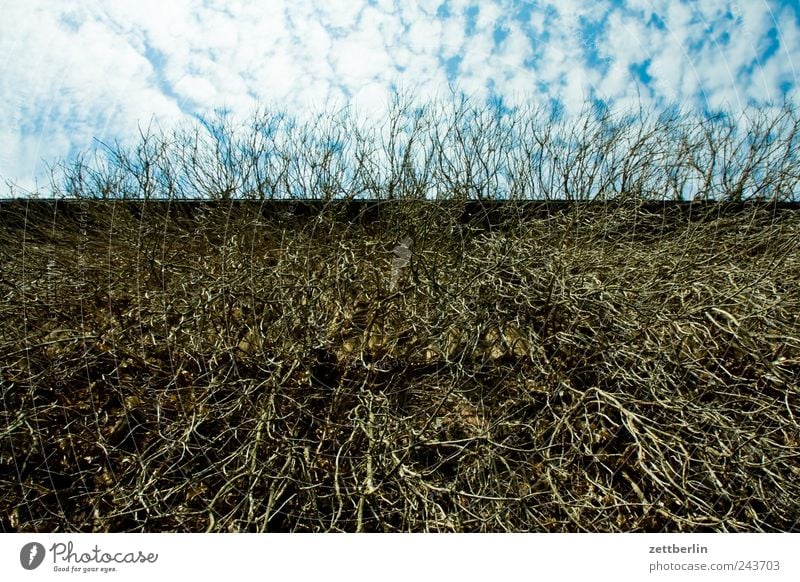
407, 18, 442, 54
529, 10, 545, 37
0, 0, 184, 190
475, 2, 502, 32
353, 81, 392, 114
173, 75, 218, 106
316, 0, 362, 31
440, 14, 466, 57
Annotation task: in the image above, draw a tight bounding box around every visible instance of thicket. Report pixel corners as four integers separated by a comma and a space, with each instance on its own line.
1, 98, 798, 532
47, 96, 800, 203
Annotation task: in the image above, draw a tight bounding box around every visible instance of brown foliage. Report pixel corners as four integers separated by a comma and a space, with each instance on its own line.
0, 200, 798, 531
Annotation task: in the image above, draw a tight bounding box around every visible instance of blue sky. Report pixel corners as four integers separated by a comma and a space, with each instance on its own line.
1, 0, 798, 193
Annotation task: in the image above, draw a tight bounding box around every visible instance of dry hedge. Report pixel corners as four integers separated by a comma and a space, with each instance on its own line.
1, 199, 798, 532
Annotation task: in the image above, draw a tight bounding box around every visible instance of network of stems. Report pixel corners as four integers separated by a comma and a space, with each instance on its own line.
47, 96, 800, 203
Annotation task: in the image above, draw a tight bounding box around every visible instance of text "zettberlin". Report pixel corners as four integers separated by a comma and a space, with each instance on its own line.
649, 544, 708, 554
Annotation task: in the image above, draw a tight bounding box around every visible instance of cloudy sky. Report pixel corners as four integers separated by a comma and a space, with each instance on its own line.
1, 0, 798, 193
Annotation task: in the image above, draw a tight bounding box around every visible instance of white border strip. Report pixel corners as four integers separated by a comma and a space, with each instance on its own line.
3, 533, 798, 581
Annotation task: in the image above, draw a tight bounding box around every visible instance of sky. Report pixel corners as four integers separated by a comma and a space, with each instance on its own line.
1, 0, 798, 194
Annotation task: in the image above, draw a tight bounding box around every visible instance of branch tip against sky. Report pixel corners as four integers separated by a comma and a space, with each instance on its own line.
1, 0, 798, 192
